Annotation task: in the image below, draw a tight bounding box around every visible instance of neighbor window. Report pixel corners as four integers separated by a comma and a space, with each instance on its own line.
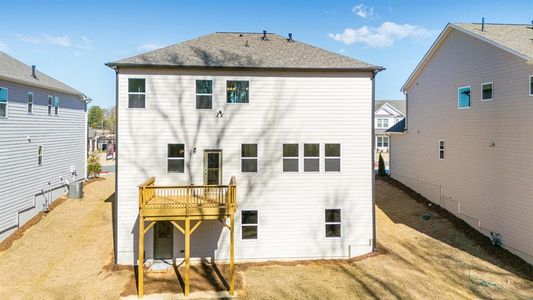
377, 136, 389, 148
439, 140, 445, 160
241, 210, 258, 239
196, 79, 213, 109
376, 118, 389, 128
27, 92, 33, 113
54, 96, 60, 115
128, 78, 146, 108
226, 80, 249, 103
304, 143, 320, 172
458, 86, 471, 109
47, 96, 53, 115
529, 75, 533, 96
38, 146, 43, 166
167, 144, 185, 173
325, 144, 341, 172
241, 144, 258, 172
0, 87, 7, 118
325, 209, 341, 238
481, 82, 493, 101
282, 144, 299, 172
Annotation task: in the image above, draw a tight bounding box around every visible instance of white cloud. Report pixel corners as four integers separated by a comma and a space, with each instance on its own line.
137, 43, 163, 51
352, 4, 374, 18
329, 22, 437, 48
77, 36, 92, 49
17, 34, 71, 47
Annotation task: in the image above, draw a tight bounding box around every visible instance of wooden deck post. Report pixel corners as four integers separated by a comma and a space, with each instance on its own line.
184, 216, 191, 296
229, 213, 235, 296
138, 214, 145, 298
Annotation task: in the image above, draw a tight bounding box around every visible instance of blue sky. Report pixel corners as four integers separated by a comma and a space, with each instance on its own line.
0, 0, 531, 108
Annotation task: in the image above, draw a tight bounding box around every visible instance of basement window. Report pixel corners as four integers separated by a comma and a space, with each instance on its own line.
0, 87, 7, 118
226, 80, 249, 103
325, 209, 341, 238
241, 144, 258, 172
481, 82, 493, 101
458, 86, 471, 109
167, 144, 185, 173
304, 143, 320, 172
196, 80, 213, 109
325, 144, 341, 172
28, 92, 33, 114
283, 144, 299, 172
241, 210, 258, 239
128, 78, 146, 108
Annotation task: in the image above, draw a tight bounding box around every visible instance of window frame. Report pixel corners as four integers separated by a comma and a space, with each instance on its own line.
240, 144, 258, 173
324, 143, 341, 173
241, 210, 258, 240
27, 92, 34, 114
303, 143, 320, 173
481, 82, 493, 101
195, 79, 214, 110
128, 78, 147, 109
226, 80, 250, 104
282, 143, 300, 173
376, 136, 389, 148
167, 143, 185, 173
38, 145, 44, 166
324, 208, 342, 239
457, 86, 471, 109
53, 96, 60, 116
529, 75, 533, 97
439, 140, 445, 160
47, 96, 53, 115
0, 86, 8, 118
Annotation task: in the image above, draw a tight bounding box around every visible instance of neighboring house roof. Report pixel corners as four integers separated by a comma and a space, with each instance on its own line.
402, 22, 533, 92
385, 118, 406, 133
0, 51, 84, 97
375, 100, 406, 115
106, 32, 384, 71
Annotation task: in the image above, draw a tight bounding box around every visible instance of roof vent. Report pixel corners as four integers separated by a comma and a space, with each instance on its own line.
481, 17, 485, 31
287, 33, 293, 42
261, 30, 268, 41
31, 65, 36, 78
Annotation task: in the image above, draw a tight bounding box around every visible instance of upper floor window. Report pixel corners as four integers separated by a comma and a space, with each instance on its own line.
47, 96, 53, 115
376, 118, 389, 128
54, 96, 60, 115
28, 92, 33, 114
128, 78, 146, 108
227, 80, 249, 103
38, 145, 43, 166
304, 143, 320, 172
282, 144, 299, 172
529, 75, 533, 96
377, 136, 389, 148
439, 140, 445, 160
481, 82, 493, 101
196, 80, 213, 109
167, 144, 185, 173
241, 144, 258, 172
324, 144, 341, 172
0, 87, 7, 118
458, 86, 471, 109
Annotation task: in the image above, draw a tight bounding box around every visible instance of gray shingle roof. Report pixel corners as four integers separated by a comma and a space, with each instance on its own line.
0, 51, 83, 96
385, 118, 406, 133
375, 100, 406, 115
107, 32, 383, 71
453, 23, 533, 60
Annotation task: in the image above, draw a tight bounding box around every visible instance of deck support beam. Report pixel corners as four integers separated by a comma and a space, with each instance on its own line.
184, 217, 191, 296
230, 213, 235, 296
138, 216, 145, 298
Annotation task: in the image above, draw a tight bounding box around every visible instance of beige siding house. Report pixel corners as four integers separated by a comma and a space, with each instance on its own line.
389, 23, 533, 264
107, 32, 383, 266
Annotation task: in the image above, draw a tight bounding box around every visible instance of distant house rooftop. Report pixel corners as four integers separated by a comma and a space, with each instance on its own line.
0, 51, 83, 97
375, 100, 406, 115
106, 32, 384, 71
386, 118, 406, 133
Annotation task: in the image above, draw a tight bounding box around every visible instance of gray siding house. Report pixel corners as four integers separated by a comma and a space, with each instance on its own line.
389, 23, 533, 264
0, 51, 89, 242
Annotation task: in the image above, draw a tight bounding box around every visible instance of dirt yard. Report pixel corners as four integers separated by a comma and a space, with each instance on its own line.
0, 176, 531, 299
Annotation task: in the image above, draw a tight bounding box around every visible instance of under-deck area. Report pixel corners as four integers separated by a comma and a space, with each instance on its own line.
137, 176, 237, 298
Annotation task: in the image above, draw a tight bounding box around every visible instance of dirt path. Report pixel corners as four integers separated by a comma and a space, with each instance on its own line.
0, 175, 130, 300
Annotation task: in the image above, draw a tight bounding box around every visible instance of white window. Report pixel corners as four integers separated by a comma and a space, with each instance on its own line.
28, 92, 33, 113
241, 210, 258, 239
282, 144, 299, 172
0, 87, 7, 118
439, 140, 445, 160
167, 144, 185, 173
481, 82, 493, 101
128, 78, 146, 108
241, 144, 258, 172
529, 75, 533, 96
377, 136, 389, 148
38, 145, 43, 166
325, 209, 341, 238
376, 118, 389, 128
458, 86, 471, 109
47, 96, 53, 115
324, 144, 341, 172
304, 143, 320, 172
196, 79, 213, 109
54, 96, 59, 115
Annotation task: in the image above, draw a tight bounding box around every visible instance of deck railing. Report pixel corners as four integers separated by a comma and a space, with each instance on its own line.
138, 176, 236, 216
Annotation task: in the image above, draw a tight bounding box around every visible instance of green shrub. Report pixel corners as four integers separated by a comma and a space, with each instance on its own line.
87, 152, 102, 178
377, 153, 387, 177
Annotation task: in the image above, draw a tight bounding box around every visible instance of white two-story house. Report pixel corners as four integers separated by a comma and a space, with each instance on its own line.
374, 100, 405, 152
106, 31, 383, 276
